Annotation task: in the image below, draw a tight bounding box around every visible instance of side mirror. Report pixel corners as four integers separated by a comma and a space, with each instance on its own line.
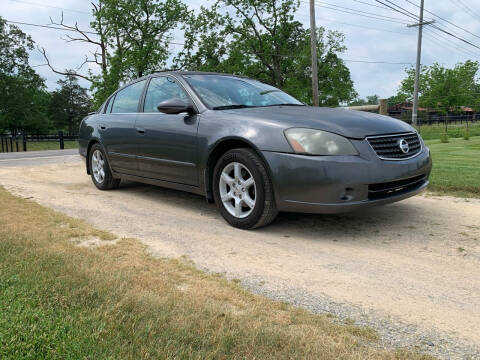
157, 98, 194, 115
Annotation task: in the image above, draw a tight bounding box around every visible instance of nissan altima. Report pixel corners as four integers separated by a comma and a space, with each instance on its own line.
78, 71, 432, 229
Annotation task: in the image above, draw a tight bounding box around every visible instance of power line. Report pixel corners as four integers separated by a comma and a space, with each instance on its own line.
375, 0, 420, 21
6, 18, 414, 65
5, 19, 188, 47
424, 33, 478, 59
431, 24, 480, 50
5, 20, 98, 35
405, 0, 480, 41
310, 2, 408, 24
8, 0, 90, 15
295, 11, 414, 35
342, 59, 414, 64
316, 0, 407, 21
450, 0, 480, 21
345, 0, 392, 10
374, 0, 480, 51
424, 27, 480, 59
318, 17, 414, 35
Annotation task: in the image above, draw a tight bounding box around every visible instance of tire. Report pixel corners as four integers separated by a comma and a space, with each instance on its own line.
89, 143, 120, 190
213, 148, 278, 229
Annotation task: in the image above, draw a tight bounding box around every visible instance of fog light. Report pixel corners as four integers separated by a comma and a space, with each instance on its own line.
340, 188, 354, 201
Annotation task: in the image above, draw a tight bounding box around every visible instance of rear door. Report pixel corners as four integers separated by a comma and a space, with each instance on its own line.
100, 79, 146, 175
134, 76, 199, 185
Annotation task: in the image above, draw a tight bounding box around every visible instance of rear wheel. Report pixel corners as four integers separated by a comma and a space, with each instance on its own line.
89, 143, 120, 190
213, 148, 277, 229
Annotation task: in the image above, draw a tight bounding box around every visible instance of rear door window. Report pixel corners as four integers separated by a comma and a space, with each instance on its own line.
111, 80, 146, 113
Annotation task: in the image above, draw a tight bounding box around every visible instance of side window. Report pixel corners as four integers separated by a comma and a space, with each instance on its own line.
105, 95, 115, 113
143, 77, 189, 113
111, 80, 146, 113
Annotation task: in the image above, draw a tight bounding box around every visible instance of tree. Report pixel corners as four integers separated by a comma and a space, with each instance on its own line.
397, 61, 480, 113
0, 17, 50, 134
349, 94, 379, 106
42, 0, 187, 107
176, 0, 357, 105
287, 28, 357, 105
49, 74, 92, 135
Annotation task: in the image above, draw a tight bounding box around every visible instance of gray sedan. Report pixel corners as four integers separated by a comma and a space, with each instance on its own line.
79, 71, 432, 229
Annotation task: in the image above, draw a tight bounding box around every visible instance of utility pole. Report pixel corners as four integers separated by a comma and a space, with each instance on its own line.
408, 0, 434, 125
309, 0, 319, 106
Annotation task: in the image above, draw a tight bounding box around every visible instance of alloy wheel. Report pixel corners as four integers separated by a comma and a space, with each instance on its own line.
219, 162, 256, 218
91, 149, 106, 184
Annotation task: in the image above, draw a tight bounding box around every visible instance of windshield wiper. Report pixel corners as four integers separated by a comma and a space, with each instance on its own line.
212, 104, 256, 110
259, 89, 282, 95
259, 103, 306, 107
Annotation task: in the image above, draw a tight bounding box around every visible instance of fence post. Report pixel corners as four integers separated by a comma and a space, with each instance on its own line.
0, 136, 4, 153
22, 134, 27, 152
58, 130, 64, 150
9, 136, 13, 152
379, 99, 388, 115
15, 136, 19, 152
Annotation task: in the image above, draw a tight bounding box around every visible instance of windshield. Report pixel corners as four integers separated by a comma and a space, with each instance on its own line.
182, 74, 304, 109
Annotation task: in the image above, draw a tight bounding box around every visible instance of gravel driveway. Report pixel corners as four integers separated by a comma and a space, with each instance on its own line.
1, 154, 479, 359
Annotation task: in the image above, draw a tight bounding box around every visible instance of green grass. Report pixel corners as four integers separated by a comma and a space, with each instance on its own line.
0, 187, 432, 360
25, 141, 78, 151
416, 123, 480, 140
425, 136, 480, 198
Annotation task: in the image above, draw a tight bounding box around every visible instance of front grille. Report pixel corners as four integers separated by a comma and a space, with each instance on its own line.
366, 132, 421, 160
368, 174, 427, 200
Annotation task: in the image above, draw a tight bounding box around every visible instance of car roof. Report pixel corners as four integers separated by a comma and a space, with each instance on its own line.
151, 70, 247, 78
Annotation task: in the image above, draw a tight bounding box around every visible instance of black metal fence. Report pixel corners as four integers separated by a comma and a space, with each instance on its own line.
0, 131, 78, 153
389, 113, 479, 125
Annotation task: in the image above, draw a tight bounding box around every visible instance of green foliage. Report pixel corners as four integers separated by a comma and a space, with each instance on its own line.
440, 133, 449, 143
175, 0, 357, 105
349, 95, 379, 106
49, 74, 91, 135
89, 0, 187, 107
397, 61, 480, 113
0, 17, 50, 134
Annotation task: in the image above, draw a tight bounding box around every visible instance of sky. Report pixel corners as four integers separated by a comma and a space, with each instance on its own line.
2, 0, 480, 100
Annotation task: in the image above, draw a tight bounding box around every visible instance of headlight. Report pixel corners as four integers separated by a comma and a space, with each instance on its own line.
284, 128, 358, 156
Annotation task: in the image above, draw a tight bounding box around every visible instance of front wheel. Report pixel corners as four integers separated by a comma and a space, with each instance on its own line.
213, 148, 278, 229
89, 143, 120, 190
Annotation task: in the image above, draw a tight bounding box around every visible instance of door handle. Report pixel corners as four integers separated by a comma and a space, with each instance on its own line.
136, 127, 145, 134
99, 123, 106, 130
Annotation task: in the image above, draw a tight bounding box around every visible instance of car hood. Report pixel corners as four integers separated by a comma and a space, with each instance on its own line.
220, 106, 415, 139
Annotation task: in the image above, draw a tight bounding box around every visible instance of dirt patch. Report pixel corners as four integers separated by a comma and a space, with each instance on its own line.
70, 235, 119, 248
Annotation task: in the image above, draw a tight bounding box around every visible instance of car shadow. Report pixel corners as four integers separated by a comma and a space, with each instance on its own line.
113, 180, 429, 243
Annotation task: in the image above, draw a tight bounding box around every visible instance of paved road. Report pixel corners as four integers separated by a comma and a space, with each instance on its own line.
1, 154, 479, 359
0, 149, 79, 167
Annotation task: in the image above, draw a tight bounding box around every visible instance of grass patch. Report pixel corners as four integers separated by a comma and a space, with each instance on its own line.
0, 187, 433, 359
425, 136, 480, 198
416, 123, 480, 140
25, 141, 78, 151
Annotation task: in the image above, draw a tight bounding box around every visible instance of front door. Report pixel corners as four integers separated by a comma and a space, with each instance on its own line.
134, 76, 199, 186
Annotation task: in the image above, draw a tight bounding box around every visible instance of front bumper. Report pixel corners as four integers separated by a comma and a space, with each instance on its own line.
262, 139, 432, 214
